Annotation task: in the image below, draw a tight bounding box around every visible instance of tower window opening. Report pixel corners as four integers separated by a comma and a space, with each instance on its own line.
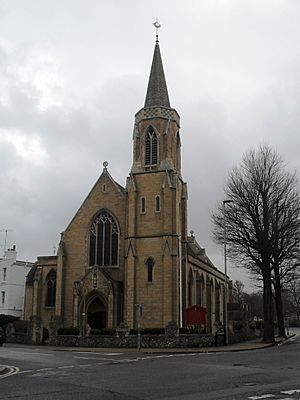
141, 197, 146, 213
145, 126, 158, 166
155, 195, 160, 212
146, 257, 154, 283
89, 211, 119, 267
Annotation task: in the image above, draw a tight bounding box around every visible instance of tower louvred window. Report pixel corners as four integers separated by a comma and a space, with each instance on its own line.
89, 211, 119, 267
145, 126, 158, 166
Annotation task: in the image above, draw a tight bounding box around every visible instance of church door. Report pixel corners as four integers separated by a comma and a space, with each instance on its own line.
87, 297, 107, 329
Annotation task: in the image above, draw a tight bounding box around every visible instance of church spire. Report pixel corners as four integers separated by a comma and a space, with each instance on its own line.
144, 33, 170, 108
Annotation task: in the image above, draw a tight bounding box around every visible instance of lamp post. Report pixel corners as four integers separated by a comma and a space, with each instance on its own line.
223, 199, 233, 345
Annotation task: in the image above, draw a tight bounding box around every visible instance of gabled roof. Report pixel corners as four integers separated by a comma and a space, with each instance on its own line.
64, 165, 125, 234
144, 39, 170, 108
187, 235, 215, 268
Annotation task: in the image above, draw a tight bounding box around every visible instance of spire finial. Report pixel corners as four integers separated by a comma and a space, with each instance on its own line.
153, 19, 161, 43
103, 161, 108, 170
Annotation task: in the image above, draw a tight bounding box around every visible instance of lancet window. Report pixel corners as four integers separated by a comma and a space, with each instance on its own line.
46, 269, 56, 307
145, 126, 158, 166
89, 211, 119, 267
146, 257, 154, 282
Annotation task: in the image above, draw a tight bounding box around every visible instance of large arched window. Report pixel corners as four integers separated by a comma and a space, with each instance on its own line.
46, 269, 56, 307
145, 126, 158, 166
89, 211, 119, 267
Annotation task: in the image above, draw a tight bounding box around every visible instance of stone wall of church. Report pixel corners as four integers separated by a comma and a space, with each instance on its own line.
60, 170, 126, 329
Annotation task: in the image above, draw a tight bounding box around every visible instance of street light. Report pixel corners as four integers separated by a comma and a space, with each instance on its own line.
223, 199, 233, 345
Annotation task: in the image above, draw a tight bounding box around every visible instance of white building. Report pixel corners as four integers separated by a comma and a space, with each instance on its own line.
0, 246, 33, 318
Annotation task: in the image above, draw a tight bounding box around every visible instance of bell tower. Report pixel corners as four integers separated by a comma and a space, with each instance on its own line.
125, 31, 187, 329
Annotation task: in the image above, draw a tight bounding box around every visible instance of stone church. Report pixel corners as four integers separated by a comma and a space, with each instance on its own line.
24, 36, 229, 342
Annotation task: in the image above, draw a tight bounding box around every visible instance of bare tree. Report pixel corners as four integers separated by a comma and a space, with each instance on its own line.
285, 277, 300, 320
212, 145, 300, 342
233, 280, 245, 303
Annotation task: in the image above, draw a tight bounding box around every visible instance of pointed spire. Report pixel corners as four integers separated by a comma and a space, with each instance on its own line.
144, 39, 170, 108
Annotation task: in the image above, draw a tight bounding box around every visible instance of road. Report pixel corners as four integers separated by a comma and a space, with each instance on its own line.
0, 328, 299, 400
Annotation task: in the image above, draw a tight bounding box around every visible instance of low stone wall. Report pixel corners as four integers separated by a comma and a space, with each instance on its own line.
50, 333, 216, 348
6, 332, 30, 344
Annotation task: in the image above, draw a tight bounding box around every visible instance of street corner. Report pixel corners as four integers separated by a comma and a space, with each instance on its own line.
0, 365, 20, 380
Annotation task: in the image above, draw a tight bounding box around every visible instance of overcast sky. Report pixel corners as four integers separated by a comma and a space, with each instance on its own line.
1, 0, 299, 291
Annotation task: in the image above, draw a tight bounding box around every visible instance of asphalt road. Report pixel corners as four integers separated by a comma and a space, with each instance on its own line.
0, 328, 299, 400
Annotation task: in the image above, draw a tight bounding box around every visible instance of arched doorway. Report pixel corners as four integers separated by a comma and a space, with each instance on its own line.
87, 297, 107, 329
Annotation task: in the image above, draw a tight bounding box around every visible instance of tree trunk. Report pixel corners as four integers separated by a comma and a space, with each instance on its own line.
262, 268, 275, 343
273, 270, 286, 337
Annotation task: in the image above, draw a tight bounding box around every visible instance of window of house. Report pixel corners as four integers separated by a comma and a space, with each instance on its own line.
145, 126, 158, 166
89, 210, 119, 267
46, 270, 56, 307
145, 258, 154, 283
155, 196, 160, 212
3, 268, 7, 281
1, 291, 5, 305
141, 197, 146, 213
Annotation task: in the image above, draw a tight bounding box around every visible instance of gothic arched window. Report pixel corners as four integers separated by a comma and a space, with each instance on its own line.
89, 211, 119, 267
145, 257, 154, 282
46, 269, 56, 307
145, 126, 158, 166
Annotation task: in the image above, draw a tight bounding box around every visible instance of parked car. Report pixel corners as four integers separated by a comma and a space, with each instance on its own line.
0, 327, 6, 346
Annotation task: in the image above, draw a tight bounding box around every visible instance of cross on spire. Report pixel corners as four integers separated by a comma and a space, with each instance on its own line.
153, 19, 161, 42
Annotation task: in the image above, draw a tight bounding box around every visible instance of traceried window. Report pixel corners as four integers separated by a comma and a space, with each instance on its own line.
146, 257, 154, 282
145, 126, 158, 166
46, 269, 56, 307
89, 211, 119, 267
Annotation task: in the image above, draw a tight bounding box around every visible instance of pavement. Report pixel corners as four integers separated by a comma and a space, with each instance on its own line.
0, 333, 295, 376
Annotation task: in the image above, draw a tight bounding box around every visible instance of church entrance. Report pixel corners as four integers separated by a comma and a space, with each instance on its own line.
87, 297, 107, 329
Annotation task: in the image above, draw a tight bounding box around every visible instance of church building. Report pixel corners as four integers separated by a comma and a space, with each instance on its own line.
24, 35, 229, 342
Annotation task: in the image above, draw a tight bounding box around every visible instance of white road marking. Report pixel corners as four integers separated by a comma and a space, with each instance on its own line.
248, 395, 275, 400
74, 351, 123, 356
36, 368, 54, 372
73, 356, 119, 361
281, 389, 300, 395
78, 364, 92, 367
58, 365, 74, 369
10, 351, 54, 357
18, 370, 33, 374
0, 366, 20, 380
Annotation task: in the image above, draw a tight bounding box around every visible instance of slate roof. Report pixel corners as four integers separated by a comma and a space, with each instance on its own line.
144, 40, 170, 108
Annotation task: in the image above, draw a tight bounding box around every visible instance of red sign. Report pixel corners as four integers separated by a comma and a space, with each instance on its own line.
186, 305, 206, 326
